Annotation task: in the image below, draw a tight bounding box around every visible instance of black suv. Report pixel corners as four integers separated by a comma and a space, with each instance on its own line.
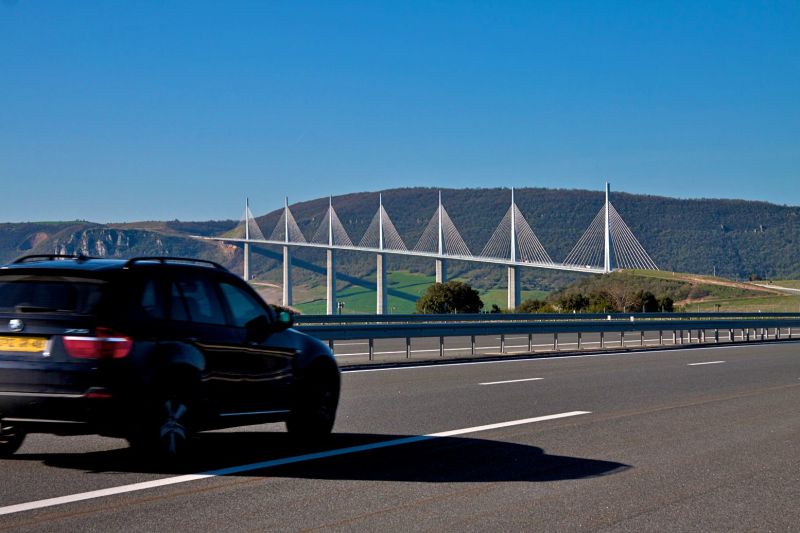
0, 255, 339, 457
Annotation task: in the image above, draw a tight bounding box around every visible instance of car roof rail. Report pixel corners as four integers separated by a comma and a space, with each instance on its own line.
12, 254, 96, 264
123, 257, 228, 271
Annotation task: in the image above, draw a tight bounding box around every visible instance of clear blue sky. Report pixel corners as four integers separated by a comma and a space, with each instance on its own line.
1, 1, 798, 222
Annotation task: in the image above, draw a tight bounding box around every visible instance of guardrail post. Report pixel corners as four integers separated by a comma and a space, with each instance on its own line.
405, 337, 411, 358
528, 333, 533, 352
620, 331, 624, 348
500, 334, 505, 353
640, 331, 644, 346
776, 328, 781, 340
728, 329, 733, 342
761, 328, 765, 341
577, 332, 582, 350
328, 339, 334, 354
553, 332, 558, 351
714, 329, 719, 343
471, 335, 476, 355
789, 327, 793, 339
659, 330, 663, 345
600, 331, 605, 348
369, 338, 374, 361
440, 336, 444, 357
746, 329, 751, 342
672, 330, 677, 344
680, 330, 684, 344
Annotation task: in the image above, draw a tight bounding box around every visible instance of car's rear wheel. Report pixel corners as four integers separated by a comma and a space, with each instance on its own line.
128, 372, 198, 459
286, 370, 339, 440
0, 423, 25, 456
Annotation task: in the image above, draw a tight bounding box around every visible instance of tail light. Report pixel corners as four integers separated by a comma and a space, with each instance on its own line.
63, 327, 133, 359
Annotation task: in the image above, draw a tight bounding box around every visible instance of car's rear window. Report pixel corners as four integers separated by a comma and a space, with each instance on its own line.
0, 274, 108, 315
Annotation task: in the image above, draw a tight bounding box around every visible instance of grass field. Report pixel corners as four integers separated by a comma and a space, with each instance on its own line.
479, 289, 550, 310
681, 295, 800, 313
293, 271, 549, 314
290, 269, 800, 315
771, 280, 800, 289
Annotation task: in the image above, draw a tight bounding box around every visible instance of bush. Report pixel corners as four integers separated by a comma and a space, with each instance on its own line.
516, 299, 556, 313
415, 280, 484, 314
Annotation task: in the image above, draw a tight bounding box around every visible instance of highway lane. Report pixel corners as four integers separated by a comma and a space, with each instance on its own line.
1, 342, 799, 531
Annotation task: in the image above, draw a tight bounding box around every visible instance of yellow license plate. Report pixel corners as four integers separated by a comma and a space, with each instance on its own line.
0, 336, 47, 353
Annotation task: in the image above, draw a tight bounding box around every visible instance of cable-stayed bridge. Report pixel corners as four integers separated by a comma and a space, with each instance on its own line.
194, 183, 657, 314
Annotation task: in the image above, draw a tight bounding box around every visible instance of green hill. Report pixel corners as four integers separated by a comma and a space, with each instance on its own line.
1, 187, 799, 312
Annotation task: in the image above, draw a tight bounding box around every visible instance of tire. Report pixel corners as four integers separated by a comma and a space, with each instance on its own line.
128, 373, 198, 459
0, 423, 25, 457
286, 371, 339, 440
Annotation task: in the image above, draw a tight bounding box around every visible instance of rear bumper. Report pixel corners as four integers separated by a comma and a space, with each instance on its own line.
0, 388, 125, 435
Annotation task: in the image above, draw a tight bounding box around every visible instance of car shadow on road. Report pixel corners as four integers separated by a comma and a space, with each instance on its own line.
12, 431, 630, 484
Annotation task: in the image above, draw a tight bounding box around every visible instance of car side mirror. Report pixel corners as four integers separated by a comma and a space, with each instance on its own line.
276, 310, 294, 329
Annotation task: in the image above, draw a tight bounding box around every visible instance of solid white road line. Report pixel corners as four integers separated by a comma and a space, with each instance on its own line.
343, 343, 760, 373
479, 377, 544, 386
688, 361, 726, 366
0, 411, 591, 517
334, 338, 667, 358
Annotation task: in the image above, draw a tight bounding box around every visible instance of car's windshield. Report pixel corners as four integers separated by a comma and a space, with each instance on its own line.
0, 274, 108, 315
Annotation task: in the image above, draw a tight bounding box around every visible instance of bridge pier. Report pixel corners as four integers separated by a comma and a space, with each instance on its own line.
435, 258, 447, 284
326, 249, 336, 315
243, 242, 250, 281
376, 253, 387, 314
282, 245, 292, 307
507, 265, 520, 310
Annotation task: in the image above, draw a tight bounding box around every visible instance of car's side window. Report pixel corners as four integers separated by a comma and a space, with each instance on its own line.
138, 278, 166, 319
170, 276, 227, 325
170, 282, 189, 321
219, 282, 269, 328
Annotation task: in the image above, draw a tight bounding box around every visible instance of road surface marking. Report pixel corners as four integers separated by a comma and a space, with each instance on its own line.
479, 377, 544, 386
335, 337, 667, 358
343, 343, 765, 373
0, 411, 591, 517
688, 361, 726, 366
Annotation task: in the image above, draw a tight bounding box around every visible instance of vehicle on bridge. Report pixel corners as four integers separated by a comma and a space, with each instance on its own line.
0, 255, 339, 458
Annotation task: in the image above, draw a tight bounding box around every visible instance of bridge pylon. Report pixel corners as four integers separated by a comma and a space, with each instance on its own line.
564, 182, 657, 272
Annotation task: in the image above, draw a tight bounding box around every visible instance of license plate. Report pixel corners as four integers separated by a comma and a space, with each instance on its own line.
0, 336, 47, 353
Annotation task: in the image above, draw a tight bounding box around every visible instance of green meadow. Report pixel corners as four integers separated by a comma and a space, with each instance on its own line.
293, 271, 548, 315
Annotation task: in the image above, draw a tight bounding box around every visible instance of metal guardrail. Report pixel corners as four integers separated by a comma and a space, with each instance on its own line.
295, 312, 800, 325
295, 315, 800, 360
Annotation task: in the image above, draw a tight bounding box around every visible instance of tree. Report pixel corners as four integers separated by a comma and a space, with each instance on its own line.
415, 281, 484, 314
516, 299, 555, 313
557, 293, 590, 312
658, 296, 674, 312
631, 290, 659, 312
584, 291, 611, 312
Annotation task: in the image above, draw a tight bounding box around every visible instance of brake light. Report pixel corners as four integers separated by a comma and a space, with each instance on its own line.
63, 327, 132, 359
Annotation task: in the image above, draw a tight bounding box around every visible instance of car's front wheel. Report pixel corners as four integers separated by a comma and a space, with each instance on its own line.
286, 370, 339, 440
0, 422, 25, 456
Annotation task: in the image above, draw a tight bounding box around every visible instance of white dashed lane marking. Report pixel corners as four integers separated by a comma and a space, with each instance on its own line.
479, 377, 544, 386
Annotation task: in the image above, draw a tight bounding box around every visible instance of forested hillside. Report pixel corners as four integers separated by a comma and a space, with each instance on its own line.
1, 187, 799, 292
244, 187, 800, 285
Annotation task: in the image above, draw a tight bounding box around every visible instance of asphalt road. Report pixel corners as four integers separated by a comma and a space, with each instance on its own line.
1, 341, 799, 531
